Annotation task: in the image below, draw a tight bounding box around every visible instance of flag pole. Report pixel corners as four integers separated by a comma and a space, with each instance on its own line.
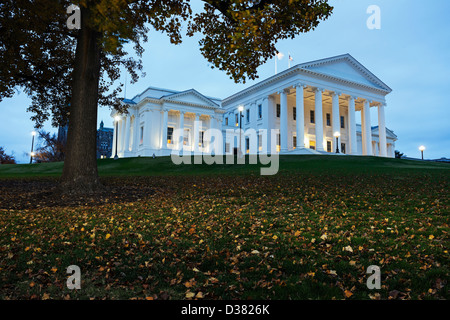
275, 57, 277, 74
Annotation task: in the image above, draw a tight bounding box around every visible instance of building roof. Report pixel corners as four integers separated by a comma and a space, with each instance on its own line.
297, 54, 392, 92
223, 53, 392, 106
127, 86, 222, 107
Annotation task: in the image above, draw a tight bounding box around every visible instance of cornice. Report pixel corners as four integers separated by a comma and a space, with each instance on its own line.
163, 89, 220, 108
222, 64, 391, 107
135, 97, 221, 111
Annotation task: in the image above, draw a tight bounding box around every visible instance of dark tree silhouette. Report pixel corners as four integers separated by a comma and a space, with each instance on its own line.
34, 130, 66, 163
0, 146, 16, 164
0, 0, 333, 193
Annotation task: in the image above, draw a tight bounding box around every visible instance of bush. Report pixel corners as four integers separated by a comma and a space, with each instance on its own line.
0, 146, 16, 164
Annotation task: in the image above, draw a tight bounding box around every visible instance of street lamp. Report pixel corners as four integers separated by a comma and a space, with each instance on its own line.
334, 131, 341, 154
30, 131, 36, 164
419, 145, 425, 160
114, 116, 120, 160
238, 105, 244, 157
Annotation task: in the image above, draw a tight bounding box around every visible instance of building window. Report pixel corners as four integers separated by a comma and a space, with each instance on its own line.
309, 140, 316, 150
225, 143, 230, 153
310, 110, 315, 124
258, 134, 263, 151
183, 129, 190, 146
293, 135, 297, 149
258, 104, 262, 119
167, 127, 174, 144
326, 113, 331, 127
246, 109, 250, 123
276, 133, 281, 152
225, 117, 228, 126
341, 143, 346, 154
235, 113, 239, 126
327, 140, 332, 153
199, 131, 205, 147
245, 137, 250, 154
276, 104, 281, 118
341, 116, 345, 129
293, 107, 297, 120
140, 126, 144, 145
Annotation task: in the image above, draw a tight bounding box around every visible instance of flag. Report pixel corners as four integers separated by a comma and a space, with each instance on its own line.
288, 53, 294, 68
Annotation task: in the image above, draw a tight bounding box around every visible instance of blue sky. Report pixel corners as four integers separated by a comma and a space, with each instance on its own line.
1, 0, 449, 163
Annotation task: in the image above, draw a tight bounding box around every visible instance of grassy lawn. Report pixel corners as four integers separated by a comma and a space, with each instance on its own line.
0, 155, 448, 300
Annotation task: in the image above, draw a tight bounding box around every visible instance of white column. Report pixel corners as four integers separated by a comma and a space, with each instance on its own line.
133, 111, 140, 152
278, 89, 289, 152
314, 88, 324, 151
193, 113, 201, 153
111, 117, 117, 158
112, 117, 118, 158
161, 108, 169, 149
378, 103, 387, 157
295, 84, 305, 149
348, 96, 357, 154
209, 115, 217, 153
143, 110, 152, 149
261, 97, 271, 153
118, 119, 125, 153
205, 115, 211, 152
124, 115, 131, 153
331, 92, 341, 151
363, 100, 373, 156
178, 111, 185, 151
361, 105, 366, 155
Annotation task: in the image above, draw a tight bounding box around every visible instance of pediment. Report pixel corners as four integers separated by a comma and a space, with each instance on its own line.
299, 54, 392, 92
371, 126, 398, 140
162, 89, 219, 108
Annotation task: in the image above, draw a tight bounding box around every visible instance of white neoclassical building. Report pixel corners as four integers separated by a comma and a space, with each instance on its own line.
112, 54, 397, 158
111, 87, 225, 157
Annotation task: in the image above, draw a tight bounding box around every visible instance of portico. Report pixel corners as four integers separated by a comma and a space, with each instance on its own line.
221, 54, 396, 157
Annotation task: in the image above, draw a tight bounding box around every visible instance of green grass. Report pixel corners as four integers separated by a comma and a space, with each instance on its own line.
0, 155, 448, 178
0, 155, 449, 300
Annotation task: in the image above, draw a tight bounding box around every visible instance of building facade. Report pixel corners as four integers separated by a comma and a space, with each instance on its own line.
96, 121, 114, 159
111, 88, 225, 157
112, 54, 397, 158
58, 121, 114, 159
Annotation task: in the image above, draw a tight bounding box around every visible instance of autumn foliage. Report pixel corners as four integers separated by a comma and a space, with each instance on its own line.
0, 163, 448, 300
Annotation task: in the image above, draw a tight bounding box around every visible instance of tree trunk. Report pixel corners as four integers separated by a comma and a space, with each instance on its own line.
61, 7, 102, 194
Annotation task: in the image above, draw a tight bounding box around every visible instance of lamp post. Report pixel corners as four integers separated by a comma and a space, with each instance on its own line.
334, 131, 341, 154
114, 116, 120, 160
419, 145, 425, 160
238, 105, 244, 157
30, 131, 36, 164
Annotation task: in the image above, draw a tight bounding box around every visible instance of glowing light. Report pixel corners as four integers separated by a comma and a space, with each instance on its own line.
276, 52, 284, 60
334, 131, 341, 138
419, 145, 425, 152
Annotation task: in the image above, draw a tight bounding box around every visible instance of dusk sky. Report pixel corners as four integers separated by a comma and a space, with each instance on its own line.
1, 0, 449, 163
